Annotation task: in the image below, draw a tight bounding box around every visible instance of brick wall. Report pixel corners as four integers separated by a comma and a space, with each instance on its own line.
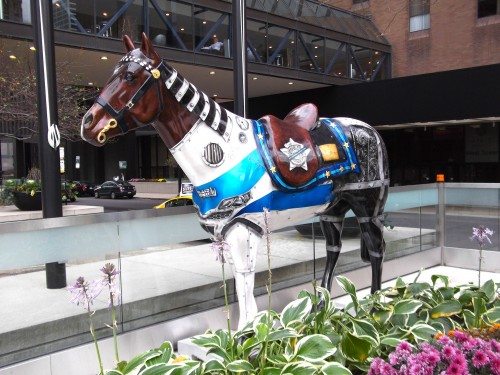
328, 0, 500, 77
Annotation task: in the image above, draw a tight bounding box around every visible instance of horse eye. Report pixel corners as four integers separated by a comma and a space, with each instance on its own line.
125, 72, 135, 82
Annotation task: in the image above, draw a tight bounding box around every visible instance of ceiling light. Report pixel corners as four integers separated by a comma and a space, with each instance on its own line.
269, 46, 273, 49
288, 81, 293, 85
29, 46, 36, 51
180, 28, 185, 31
202, 21, 207, 24
252, 77, 258, 80
55, 2, 60, 7
314, 55, 318, 58
291, 40, 294, 44
101, 56, 108, 60
102, 12, 108, 17
9, 55, 16, 60
213, 94, 218, 97
165, 12, 170, 16
88, 82, 94, 86
314, 46, 318, 49
375, 51, 379, 55
209, 71, 215, 75
213, 34, 217, 38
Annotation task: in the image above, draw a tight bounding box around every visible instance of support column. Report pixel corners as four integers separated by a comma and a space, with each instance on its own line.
232, 0, 248, 117
437, 181, 445, 265
31, 0, 66, 288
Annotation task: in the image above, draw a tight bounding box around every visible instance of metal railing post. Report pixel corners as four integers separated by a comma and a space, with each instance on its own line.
437, 182, 445, 265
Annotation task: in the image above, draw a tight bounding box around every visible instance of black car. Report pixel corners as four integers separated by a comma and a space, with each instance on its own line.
72, 181, 95, 197
94, 180, 136, 199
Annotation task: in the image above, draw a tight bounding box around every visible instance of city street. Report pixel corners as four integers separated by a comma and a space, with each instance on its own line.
68, 196, 165, 212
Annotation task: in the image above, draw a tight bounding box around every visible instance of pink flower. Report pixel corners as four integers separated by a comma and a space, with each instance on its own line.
491, 356, 500, 375
445, 363, 464, 374
471, 226, 493, 246
442, 345, 457, 360
472, 350, 489, 368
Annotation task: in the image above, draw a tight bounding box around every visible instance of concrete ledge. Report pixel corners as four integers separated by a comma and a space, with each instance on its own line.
0, 205, 104, 223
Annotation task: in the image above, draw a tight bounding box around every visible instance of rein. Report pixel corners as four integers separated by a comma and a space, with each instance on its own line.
96, 57, 167, 144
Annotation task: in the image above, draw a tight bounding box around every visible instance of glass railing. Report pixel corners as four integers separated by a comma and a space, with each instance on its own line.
1, 183, 497, 368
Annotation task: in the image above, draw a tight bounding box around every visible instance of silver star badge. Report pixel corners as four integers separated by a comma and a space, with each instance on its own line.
280, 138, 311, 171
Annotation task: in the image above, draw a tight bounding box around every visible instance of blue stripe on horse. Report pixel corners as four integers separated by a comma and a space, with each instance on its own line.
237, 182, 333, 215
193, 149, 266, 215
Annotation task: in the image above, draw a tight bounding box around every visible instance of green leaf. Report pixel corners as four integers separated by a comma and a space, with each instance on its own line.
473, 297, 487, 326
406, 282, 431, 296
263, 368, 281, 375
336, 276, 359, 313
203, 360, 225, 373
395, 277, 406, 289
372, 308, 393, 325
295, 334, 336, 361
160, 341, 173, 364
340, 332, 372, 363
280, 362, 317, 375
481, 280, 496, 302
430, 317, 455, 332
226, 360, 254, 373
256, 323, 270, 342
380, 337, 403, 347
267, 328, 300, 342
393, 299, 422, 315
137, 363, 171, 375
429, 320, 445, 333
123, 350, 162, 374
430, 300, 462, 319
410, 323, 437, 342
105, 371, 124, 375
320, 362, 353, 375
438, 287, 457, 300
483, 306, 500, 324
431, 275, 449, 288
463, 309, 476, 330
351, 319, 379, 345
280, 297, 313, 327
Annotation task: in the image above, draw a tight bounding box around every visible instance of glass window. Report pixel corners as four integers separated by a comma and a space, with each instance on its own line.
267, 25, 295, 68
351, 46, 379, 81
478, 0, 500, 18
409, 0, 430, 32
325, 39, 347, 77
149, 0, 193, 50
247, 19, 267, 63
95, 0, 144, 41
1, 0, 31, 23
194, 7, 230, 57
0, 139, 15, 181
52, 0, 93, 33
370, 51, 388, 81
298, 33, 324, 72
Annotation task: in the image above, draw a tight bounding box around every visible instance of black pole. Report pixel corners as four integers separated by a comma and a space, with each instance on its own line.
232, 0, 248, 117
31, 0, 66, 289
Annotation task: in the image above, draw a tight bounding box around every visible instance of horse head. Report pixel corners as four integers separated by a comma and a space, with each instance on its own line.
81, 33, 164, 146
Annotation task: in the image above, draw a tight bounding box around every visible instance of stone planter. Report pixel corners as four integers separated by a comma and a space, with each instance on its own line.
12, 191, 42, 211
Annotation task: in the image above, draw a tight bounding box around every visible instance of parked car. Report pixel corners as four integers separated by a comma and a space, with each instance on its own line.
72, 181, 95, 197
154, 195, 193, 209
94, 180, 136, 199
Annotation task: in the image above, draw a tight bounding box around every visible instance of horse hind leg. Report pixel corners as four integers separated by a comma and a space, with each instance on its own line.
224, 222, 262, 329
319, 200, 351, 293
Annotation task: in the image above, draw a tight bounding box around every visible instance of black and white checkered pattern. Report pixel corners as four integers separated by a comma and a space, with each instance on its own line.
162, 64, 232, 142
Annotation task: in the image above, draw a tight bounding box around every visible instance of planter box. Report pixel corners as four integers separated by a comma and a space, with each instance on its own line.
12, 191, 42, 211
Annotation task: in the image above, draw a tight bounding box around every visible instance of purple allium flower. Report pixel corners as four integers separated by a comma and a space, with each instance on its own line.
68, 276, 102, 310
210, 240, 230, 264
471, 226, 494, 246
100, 263, 121, 306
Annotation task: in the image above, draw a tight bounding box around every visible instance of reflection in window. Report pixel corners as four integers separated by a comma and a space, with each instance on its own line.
298, 33, 324, 72
0, 139, 15, 181
478, 0, 500, 18
325, 40, 347, 77
1, 0, 31, 23
267, 25, 295, 68
94, 0, 144, 40
409, 0, 430, 32
52, 0, 93, 33
149, 0, 193, 50
247, 20, 267, 63
194, 7, 230, 57
351, 46, 380, 81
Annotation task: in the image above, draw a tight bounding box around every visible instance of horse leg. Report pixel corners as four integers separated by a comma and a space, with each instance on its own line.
319, 200, 350, 292
224, 223, 262, 329
347, 187, 388, 293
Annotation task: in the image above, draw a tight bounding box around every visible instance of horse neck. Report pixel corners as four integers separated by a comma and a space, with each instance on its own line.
153, 61, 238, 149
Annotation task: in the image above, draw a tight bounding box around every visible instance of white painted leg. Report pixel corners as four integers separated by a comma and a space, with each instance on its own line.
224, 223, 262, 329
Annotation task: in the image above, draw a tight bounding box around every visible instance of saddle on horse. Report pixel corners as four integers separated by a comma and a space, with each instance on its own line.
254, 104, 360, 192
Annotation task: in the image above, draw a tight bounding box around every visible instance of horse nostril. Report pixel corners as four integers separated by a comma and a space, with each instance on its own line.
83, 113, 94, 128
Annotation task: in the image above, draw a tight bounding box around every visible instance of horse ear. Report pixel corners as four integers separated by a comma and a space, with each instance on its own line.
141, 32, 160, 61
123, 35, 135, 52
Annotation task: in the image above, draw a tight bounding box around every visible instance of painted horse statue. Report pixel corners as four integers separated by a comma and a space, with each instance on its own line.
81, 33, 389, 328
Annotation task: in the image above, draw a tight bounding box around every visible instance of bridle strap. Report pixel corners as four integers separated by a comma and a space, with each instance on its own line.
96, 60, 167, 135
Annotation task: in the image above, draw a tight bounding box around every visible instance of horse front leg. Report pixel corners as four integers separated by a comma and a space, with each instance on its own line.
224, 223, 262, 329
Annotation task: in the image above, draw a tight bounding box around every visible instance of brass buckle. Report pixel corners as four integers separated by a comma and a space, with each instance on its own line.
97, 119, 118, 144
